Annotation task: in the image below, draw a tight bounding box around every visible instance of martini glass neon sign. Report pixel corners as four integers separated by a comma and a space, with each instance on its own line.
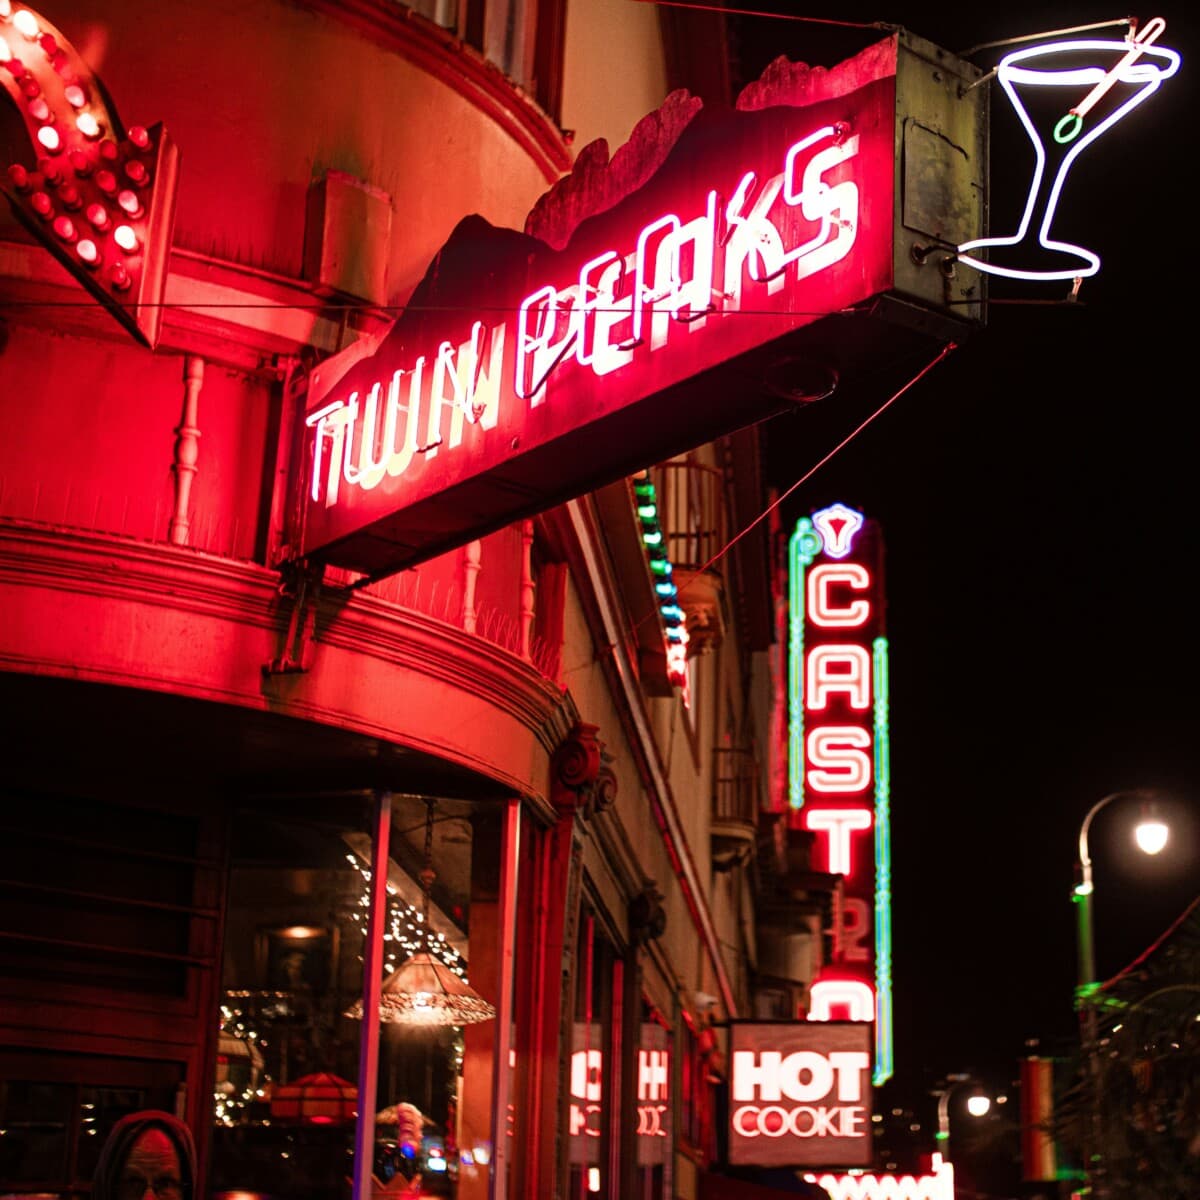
957, 19, 1180, 281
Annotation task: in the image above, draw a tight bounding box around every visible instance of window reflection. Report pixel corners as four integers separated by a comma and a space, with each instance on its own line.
211, 796, 482, 1200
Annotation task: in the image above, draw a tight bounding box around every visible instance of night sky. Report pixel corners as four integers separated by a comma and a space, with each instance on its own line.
723, 0, 1200, 1117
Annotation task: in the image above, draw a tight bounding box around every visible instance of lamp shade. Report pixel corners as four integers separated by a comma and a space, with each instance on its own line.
269, 1072, 357, 1123
346, 952, 496, 1026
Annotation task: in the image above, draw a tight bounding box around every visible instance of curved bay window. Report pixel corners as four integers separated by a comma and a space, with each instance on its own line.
211, 793, 502, 1200
326, 0, 567, 123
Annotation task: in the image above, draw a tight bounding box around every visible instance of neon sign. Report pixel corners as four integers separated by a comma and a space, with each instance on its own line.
294, 32, 988, 577
789, 505, 892, 1084
728, 1022, 872, 1168
805, 1153, 956, 1200
0, 2, 179, 347
633, 470, 690, 702
956, 19, 1179, 281
304, 119, 869, 559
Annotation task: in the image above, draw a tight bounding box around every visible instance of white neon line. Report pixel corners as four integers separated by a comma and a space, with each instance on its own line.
1072, 16, 1165, 118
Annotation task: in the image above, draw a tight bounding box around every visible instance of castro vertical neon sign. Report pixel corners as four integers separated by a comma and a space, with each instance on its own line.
789, 503, 892, 1085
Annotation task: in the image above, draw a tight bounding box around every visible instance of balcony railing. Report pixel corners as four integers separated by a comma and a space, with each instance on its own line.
712, 747, 760, 858
654, 457, 729, 656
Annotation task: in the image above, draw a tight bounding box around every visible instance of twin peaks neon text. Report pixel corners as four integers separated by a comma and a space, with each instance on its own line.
306, 124, 859, 509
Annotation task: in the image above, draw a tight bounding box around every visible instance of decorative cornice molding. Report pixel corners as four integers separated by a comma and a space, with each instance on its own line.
0, 519, 573, 766
302, 0, 572, 181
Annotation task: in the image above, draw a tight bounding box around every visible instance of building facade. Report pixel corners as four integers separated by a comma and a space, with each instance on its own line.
0, 2, 806, 1197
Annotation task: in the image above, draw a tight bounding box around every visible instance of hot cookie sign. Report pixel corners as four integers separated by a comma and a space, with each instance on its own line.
728, 1021, 872, 1168
789, 504, 892, 1085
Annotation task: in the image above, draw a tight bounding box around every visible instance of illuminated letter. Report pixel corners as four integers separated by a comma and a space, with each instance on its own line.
638, 1050, 668, 1101
777, 1051, 833, 1103
732, 1050, 782, 1102
425, 322, 503, 456
636, 195, 718, 350
809, 979, 875, 1023
344, 380, 392, 491
809, 563, 871, 627
806, 645, 871, 710
385, 364, 426, 480
784, 132, 860, 282
803, 808, 872, 875
516, 283, 580, 403
806, 728, 872, 793
306, 400, 350, 506
834, 898, 872, 963
570, 1049, 603, 1101
828, 1052, 870, 1102
580, 251, 636, 376
733, 1106, 760, 1137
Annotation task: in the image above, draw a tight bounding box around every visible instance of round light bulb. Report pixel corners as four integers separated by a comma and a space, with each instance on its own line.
1135, 818, 1168, 856
13, 10, 39, 39
966, 1094, 991, 1117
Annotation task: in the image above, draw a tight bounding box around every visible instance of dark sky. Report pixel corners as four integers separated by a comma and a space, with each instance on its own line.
725, 1, 1200, 1105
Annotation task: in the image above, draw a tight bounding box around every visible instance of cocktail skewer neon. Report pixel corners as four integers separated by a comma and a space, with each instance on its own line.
1056, 16, 1165, 142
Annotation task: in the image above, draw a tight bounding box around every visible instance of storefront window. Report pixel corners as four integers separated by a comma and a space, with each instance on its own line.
567, 909, 622, 1199
635, 1006, 672, 1200
211, 794, 493, 1200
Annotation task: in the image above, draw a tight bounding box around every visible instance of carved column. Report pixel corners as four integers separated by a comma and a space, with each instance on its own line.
169, 355, 204, 545
519, 519, 535, 660
462, 538, 482, 633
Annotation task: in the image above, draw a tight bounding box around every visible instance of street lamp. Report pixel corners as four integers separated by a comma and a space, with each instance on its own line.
934, 1073, 991, 1159
1074, 789, 1170, 1003
1073, 789, 1171, 1199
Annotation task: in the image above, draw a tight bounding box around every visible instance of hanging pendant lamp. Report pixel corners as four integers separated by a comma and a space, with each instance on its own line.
346, 798, 496, 1027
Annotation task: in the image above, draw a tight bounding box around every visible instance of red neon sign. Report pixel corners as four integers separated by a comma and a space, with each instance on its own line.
300, 90, 893, 577
291, 29, 992, 578
789, 503, 893, 1082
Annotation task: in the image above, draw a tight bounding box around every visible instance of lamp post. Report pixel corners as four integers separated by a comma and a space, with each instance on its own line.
934, 1073, 990, 1162
1073, 789, 1170, 1198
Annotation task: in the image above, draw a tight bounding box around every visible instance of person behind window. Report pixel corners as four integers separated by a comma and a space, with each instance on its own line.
91, 1110, 196, 1200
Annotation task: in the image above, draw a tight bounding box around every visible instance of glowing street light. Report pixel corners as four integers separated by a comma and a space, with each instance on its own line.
1074, 790, 1171, 998
1074, 788, 1172, 1200
934, 1073, 990, 1159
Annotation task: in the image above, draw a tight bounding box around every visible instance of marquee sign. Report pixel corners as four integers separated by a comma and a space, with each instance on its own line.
728, 1021, 872, 1168
0, 2, 179, 348
789, 504, 892, 1084
805, 1153, 957, 1200
297, 32, 987, 577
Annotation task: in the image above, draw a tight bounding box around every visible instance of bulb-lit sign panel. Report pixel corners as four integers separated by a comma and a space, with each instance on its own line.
0, 2, 180, 348
805, 1153, 956, 1200
297, 33, 986, 578
789, 504, 892, 1085
728, 1021, 872, 1168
